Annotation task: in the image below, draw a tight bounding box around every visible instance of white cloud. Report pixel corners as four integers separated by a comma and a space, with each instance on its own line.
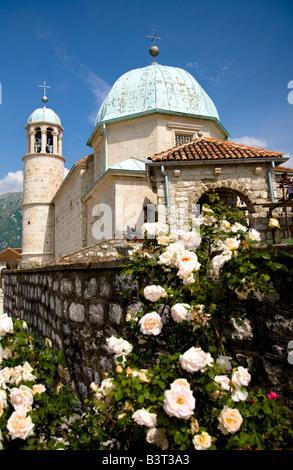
186, 61, 233, 85
231, 136, 269, 149
0, 171, 23, 196
55, 48, 111, 124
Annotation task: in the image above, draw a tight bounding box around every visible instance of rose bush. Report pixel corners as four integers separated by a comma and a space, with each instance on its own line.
1, 193, 293, 451
0, 315, 79, 450
76, 194, 292, 451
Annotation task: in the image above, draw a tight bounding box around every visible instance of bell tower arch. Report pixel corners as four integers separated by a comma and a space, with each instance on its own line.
22, 83, 65, 267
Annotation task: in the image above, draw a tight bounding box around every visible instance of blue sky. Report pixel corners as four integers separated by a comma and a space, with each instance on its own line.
0, 0, 293, 194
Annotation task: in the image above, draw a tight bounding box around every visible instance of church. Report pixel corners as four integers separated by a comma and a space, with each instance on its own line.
21, 44, 290, 268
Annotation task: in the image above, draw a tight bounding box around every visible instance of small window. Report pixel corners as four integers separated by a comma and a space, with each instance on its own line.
175, 134, 194, 146
35, 127, 42, 153
47, 128, 53, 153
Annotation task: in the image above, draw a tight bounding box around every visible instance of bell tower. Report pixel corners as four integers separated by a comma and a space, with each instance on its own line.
22, 82, 65, 267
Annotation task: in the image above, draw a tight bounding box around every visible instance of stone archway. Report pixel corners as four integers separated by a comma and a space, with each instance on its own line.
190, 181, 257, 227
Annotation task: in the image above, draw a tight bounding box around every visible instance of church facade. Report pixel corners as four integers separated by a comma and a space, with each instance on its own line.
21, 50, 289, 267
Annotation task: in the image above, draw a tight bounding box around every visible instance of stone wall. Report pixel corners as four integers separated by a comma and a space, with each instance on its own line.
3, 258, 138, 401
153, 161, 293, 241
3, 243, 293, 409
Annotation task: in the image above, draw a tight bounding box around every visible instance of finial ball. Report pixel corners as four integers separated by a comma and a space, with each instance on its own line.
149, 45, 159, 58
42, 96, 48, 104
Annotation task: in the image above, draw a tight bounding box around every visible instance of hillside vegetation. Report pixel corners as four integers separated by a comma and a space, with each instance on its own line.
0, 192, 22, 250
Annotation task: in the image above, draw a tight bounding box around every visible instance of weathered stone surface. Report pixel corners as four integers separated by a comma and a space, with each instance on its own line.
2, 251, 293, 408
69, 302, 85, 322
89, 304, 104, 324
61, 279, 73, 296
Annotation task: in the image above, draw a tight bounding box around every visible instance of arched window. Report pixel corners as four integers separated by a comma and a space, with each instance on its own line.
34, 127, 41, 153
46, 128, 53, 153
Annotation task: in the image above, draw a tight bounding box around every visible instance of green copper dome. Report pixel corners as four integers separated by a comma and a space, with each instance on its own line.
95, 63, 220, 127
28, 107, 61, 125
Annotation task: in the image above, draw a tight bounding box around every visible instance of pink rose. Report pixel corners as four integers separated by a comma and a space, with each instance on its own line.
143, 285, 167, 302
9, 385, 33, 411
179, 346, 213, 373
132, 409, 157, 427
163, 387, 195, 419
267, 392, 278, 400
171, 303, 191, 323
139, 312, 163, 336
7, 407, 34, 440
218, 406, 243, 435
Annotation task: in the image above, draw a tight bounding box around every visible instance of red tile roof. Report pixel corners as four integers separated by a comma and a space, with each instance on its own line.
75, 154, 94, 165
274, 166, 293, 173
0, 248, 22, 262
147, 137, 284, 163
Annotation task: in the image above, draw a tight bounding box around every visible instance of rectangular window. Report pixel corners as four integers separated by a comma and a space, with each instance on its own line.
175, 134, 194, 146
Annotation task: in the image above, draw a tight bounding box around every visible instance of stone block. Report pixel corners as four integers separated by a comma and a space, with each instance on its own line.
89, 304, 104, 324
69, 302, 85, 322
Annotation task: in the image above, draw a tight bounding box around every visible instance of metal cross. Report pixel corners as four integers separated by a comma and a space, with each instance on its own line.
147, 30, 161, 45
39, 81, 51, 97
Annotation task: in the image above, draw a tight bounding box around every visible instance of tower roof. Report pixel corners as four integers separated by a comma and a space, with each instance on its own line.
27, 107, 61, 126
95, 63, 220, 128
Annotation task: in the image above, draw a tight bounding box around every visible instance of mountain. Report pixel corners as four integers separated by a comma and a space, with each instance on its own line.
0, 192, 22, 250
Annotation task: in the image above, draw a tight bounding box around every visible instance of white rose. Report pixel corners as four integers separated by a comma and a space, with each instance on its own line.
164, 387, 195, 419
181, 230, 202, 249
158, 240, 185, 267
231, 389, 248, 402
246, 228, 262, 242
231, 366, 251, 388
170, 378, 191, 390
209, 251, 232, 279
97, 378, 114, 398
7, 407, 34, 440
192, 431, 212, 450
171, 303, 191, 323
130, 369, 150, 383
146, 427, 169, 450
179, 346, 213, 373
132, 409, 157, 427
0, 344, 12, 361
0, 390, 7, 417
13, 362, 36, 385
194, 207, 217, 226
0, 367, 15, 385
231, 222, 247, 233
0, 313, 13, 337
143, 285, 167, 302
106, 336, 125, 354
9, 385, 34, 411
106, 336, 133, 355
32, 384, 46, 396
141, 222, 165, 236
139, 312, 163, 336
269, 218, 280, 229
218, 406, 243, 435
223, 237, 240, 251
214, 375, 231, 391
218, 220, 231, 231
176, 251, 201, 280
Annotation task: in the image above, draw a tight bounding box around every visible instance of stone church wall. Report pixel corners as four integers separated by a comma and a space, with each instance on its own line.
154, 161, 292, 241
54, 168, 86, 258
3, 249, 293, 409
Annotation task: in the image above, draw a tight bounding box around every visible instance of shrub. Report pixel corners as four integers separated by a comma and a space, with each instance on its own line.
1, 194, 292, 450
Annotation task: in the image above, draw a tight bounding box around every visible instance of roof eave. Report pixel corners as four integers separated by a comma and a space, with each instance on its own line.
145, 156, 288, 167
81, 168, 146, 203
87, 109, 229, 146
